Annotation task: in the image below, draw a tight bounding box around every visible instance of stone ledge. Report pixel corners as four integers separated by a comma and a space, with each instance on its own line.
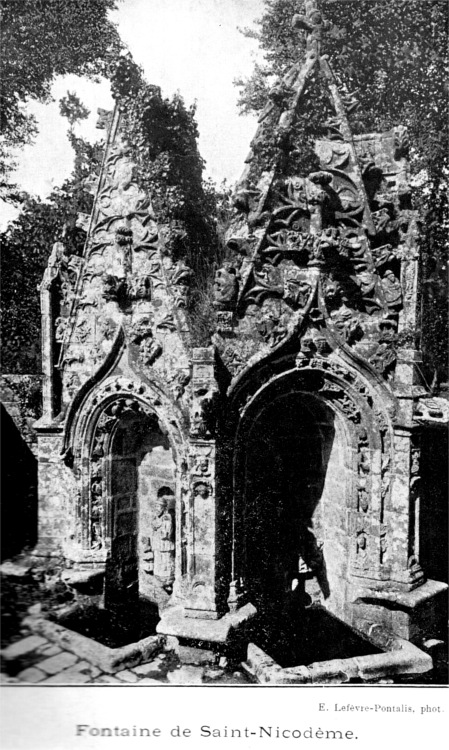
156, 603, 257, 645
23, 615, 164, 674
352, 579, 448, 609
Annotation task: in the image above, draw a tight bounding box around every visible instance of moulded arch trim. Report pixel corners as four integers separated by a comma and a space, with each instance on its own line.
62, 324, 126, 455
235, 359, 394, 449
65, 373, 188, 470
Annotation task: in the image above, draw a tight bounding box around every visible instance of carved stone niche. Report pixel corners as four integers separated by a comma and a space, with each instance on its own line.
189, 348, 218, 440
141, 487, 176, 595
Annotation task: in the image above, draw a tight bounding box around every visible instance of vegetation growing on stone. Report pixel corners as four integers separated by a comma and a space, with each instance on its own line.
235, 0, 448, 383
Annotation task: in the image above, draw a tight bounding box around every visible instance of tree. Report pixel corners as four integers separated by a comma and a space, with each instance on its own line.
0, 133, 104, 373
236, 0, 448, 383
59, 92, 90, 132
0, 0, 122, 184
0, 55, 222, 370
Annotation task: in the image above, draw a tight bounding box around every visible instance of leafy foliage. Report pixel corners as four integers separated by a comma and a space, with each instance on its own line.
111, 55, 223, 344
236, 0, 448, 382
0, 136, 104, 373
59, 92, 90, 131
0, 0, 122, 181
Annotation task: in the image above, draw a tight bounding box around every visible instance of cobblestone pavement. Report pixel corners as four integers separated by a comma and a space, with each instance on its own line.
0, 633, 252, 686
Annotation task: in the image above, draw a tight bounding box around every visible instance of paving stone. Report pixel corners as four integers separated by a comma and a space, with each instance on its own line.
210, 671, 253, 685
166, 665, 204, 685
0, 561, 32, 578
92, 675, 123, 685
1, 636, 48, 660
37, 644, 62, 657
178, 645, 215, 665
135, 677, 163, 685
131, 662, 164, 677
115, 669, 139, 683
70, 660, 102, 678
16, 667, 47, 683
40, 669, 91, 685
203, 667, 225, 682
37, 651, 78, 675
27, 603, 44, 617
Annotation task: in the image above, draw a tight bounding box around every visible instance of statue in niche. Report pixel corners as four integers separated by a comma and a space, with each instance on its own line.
355, 532, 369, 569
213, 263, 240, 310
381, 269, 402, 314
358, 487, 369, 513
55, 316, 67, 343
143, 491, 175, 592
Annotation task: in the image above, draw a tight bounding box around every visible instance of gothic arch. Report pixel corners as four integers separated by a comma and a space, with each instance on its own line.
226, 354, 396, 615
63, 375, 188, 574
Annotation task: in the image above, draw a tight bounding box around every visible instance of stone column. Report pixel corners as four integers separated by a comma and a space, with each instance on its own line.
40, 277, 56, 421
33, 424, 68, 557
387, 426, 424, 590
183, 347, 221, 619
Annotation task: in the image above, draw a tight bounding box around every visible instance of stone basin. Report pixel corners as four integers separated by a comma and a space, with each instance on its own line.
23, 606, 166, 675
243, 620, 433, 684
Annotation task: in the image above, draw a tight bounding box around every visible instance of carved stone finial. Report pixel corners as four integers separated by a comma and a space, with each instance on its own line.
292, 0, 331, 58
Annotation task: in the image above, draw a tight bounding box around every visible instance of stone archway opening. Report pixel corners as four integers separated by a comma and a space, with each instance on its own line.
235, 384, 374, 667
101, 403, 176, 615
241, 391, 340, 612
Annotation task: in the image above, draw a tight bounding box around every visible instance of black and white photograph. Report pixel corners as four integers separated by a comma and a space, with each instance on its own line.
0, 1, 448, 747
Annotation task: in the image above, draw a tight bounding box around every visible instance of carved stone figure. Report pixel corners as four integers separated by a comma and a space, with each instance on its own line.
355, 532, 369, 569
130, 275, 152, 300
213, 264, 240, 310
283, 270, 312, 309
190, 386, 217, 439
102, 273, 127, 303
130, 316, 162, 366
149, 495, 175, 590
381, 269, 402, 313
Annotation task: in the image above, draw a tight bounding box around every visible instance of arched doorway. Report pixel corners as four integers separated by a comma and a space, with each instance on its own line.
88, 397, 176, 610
233, 374, 353, 621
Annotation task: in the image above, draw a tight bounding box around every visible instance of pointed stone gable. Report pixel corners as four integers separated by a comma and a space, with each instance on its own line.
58, 109, 192, 410
213, 0, 421, 395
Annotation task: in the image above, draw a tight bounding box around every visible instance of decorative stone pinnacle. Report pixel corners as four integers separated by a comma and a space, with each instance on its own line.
292, 0, 331, 56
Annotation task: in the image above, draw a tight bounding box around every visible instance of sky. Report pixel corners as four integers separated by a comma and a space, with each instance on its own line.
0, 0, 264, 229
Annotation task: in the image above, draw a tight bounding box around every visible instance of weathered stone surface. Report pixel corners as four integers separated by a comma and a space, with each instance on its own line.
92, 675, 123, 684
38, 651, 79, 674
115, 669, 139, 683
177, 645, 216, 665
41, 669, 91, 685
1, 636, 48, 660
37, 644, 62, 657
167, 665, 204, 685
15, 667, 47, 683
0, 561, 32, 578
24, 615, 164, 674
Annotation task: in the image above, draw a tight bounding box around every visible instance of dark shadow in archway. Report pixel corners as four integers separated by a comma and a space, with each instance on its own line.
103, 406, 175, 630
239, 389, 341, 661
